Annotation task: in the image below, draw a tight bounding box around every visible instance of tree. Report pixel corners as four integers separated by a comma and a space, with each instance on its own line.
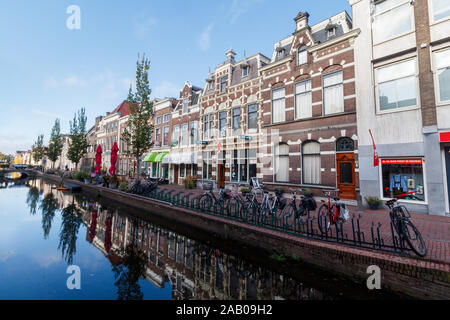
68, 108, 89, 171
47, 119, 63, 169
32, 134, 45, 164
121, 53, 153, 176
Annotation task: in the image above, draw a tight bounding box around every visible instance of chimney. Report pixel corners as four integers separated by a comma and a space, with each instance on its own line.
226, 48, 236, 63
294, 12, 309, 32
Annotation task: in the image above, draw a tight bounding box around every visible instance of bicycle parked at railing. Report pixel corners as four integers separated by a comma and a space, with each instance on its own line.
386, 198, 427, 257
196, 181, 230, 214
281, 188, 317, 227
317, 189, 350, 234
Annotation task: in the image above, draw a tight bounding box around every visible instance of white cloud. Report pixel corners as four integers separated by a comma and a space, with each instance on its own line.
152, 80, 179, 99
44, 75, 87, 90
229, 0, 262, 24
133, 16, 157, 38
198, 23, 213, 51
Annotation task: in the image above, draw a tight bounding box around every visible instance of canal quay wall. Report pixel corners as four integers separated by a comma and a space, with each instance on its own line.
42, 174, 450, 299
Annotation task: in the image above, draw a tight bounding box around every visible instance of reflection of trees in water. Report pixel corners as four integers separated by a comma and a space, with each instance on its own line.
40, 193, 59, 239
112, 244, 147, 300
58, 202, 83, 265
26, 186, 40, 215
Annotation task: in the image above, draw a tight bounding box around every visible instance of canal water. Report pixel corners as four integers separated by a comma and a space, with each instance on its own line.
0, 177, 406, 300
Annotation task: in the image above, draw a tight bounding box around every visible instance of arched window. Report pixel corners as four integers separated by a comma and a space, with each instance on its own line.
302, 141, 320, 185
275, 143, 289, 183
336, 137, 354, 152
297, 46, 307, 65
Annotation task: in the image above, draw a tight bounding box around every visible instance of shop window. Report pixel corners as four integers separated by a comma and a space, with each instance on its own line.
202, 151, 213, 180
231, 149, 256, 183
381, 159, 425, 202
275, 144, 289, 183
180, 164, 185, 178
302, 141, 320, 185
336, 137, 354, 152
376, 59, 417, 111
372, 0, 413, 44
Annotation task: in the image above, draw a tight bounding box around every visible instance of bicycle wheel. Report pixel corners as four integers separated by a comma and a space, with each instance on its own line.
281, 204, 295, 229
317, 204, 332, 234
198, 194, 213, 213
402, 220, 427, 257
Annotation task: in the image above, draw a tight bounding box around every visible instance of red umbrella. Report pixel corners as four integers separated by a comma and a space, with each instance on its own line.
95, 144, 102, 175
104, 214, 112, 253
88, 209, 98, 243
109, 142, 119, 176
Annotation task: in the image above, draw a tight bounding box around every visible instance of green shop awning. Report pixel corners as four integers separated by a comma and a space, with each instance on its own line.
154, 152, 169, 163
143, 152, 158, 162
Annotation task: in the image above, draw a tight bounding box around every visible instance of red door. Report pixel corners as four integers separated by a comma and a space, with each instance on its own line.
336, 153, 356, 200
174, 165, 179, 184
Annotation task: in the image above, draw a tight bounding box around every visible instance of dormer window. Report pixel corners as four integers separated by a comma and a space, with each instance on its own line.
208, 81, 214, 90
276, 47, 285, 60
297, 46, 307, 65
242, 66, 249, 77
327, 27, 336, 38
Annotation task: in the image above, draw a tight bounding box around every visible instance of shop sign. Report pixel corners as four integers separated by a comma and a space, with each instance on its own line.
381, 159, 423, 165
440, 132, 450, 142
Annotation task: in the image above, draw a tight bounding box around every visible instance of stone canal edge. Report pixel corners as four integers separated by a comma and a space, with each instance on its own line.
42, 174, 450, 299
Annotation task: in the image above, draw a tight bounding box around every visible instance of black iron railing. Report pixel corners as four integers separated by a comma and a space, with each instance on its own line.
143, 188, 413, 256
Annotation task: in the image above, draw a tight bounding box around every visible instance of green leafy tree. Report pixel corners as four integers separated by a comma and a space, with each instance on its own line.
121, 53, 153, 176
32, 134, 45, 164
47, 119, 63, 169
68, 108, 89, 171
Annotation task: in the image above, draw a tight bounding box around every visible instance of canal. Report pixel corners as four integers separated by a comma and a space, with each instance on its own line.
0, 177, 407, 300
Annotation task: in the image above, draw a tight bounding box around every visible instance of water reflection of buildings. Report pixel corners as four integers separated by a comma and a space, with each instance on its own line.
29, 179, 329, 300
81, 206, 329, 300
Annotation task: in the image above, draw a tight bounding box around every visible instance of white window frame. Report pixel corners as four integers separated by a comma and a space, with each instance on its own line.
271, 87, 286, 124
173, 125, 180, 147
372, 0, 415, 45
242, 66, 249, 77
378, 157, 428, 205
374, 57, 419, 114
182, 99, 189, 114
156, 116, 162, 125
162, 126, 169, 146
181, 123, 188, 146
433, 47, 450, 105
429, 0, 450, 24
247, 104, 258, 133
322, 71, 344, 115
220, 77, 227, 93
189, 121, 198, 145
163, 114, 170, 123
295, 80, 312, 120
297, 46, 307, 66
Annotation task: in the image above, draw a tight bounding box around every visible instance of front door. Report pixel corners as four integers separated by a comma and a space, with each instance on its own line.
336, 153, 356, 200
217, 164, 225, 189
174, 165, 179, 185
445, 147, 450, 212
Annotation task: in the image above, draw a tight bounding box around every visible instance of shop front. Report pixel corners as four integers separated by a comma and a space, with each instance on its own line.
164, 152, 197, 185
379, 158, 427, 204
440, 132, 450, 214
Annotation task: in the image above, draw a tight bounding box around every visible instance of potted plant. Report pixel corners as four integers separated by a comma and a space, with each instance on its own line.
184, 175, 197, 189
240, 187, 250, 196
83, 172, 91, 184
119, 181, 130, 193
109, 175, 119, 189
365, 196, 382, 210
74, 171, 84, 182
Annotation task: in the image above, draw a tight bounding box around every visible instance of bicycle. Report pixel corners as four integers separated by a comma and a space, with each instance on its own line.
196, 181, 230, 215
386, 198, 427, 257
317, 189, 349, 234
281, 188, 317, 228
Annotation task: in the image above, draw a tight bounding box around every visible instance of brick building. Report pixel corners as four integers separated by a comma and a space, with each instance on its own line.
197, 50, 270, 189
259, 11, 360, 200
350, 0, 450, 215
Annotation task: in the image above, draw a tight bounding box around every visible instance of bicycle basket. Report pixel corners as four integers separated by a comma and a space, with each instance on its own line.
202, 181, 214, 191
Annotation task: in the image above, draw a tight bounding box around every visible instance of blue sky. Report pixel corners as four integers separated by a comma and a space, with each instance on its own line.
0, 0, 351, 154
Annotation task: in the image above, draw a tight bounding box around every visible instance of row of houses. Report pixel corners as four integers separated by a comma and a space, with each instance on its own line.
83, 0, 450, 216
